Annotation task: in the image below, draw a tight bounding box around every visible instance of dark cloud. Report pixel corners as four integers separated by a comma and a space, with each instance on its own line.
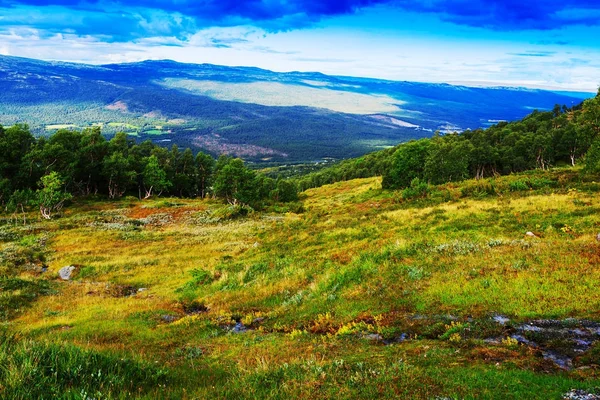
1, 0, 600, 43
392, 0, 600, 31
0, 0, 392, 41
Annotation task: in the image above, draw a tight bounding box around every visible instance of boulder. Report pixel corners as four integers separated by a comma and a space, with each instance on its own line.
58, 266, 76, 280
525, 231, 537, 238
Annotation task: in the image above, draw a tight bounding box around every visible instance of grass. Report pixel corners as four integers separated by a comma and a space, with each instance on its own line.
1, 168, 600, 398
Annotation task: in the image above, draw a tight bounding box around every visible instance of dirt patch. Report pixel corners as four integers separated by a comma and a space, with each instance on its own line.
106, 101, 128, 112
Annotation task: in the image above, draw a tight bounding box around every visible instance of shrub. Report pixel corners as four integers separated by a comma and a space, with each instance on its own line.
401, 178, 430, 200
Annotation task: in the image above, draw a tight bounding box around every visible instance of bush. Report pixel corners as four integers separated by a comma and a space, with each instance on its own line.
460, 179, 497, 198
401, 178, 430, 200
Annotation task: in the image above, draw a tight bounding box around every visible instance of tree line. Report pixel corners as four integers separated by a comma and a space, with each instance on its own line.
292, 90, 600, 190
0, 127, 298, 219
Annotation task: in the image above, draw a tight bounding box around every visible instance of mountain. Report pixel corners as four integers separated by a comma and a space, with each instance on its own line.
0, 55, 593, 163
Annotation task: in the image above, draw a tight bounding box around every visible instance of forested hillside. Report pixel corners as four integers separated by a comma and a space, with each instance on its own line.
293, 90, 600, 191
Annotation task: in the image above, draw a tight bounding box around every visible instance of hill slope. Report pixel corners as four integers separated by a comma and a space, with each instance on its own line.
2, 169, 600, 398
0, 55, 592, 163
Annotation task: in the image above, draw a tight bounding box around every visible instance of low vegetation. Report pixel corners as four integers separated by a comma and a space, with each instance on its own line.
1, 165, 600, 398
1, 90, 600, 399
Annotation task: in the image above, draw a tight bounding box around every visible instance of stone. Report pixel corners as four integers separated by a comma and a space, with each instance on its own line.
525, 231, 537, 238
137, 288, 148, 293
161, 315, 178, 323
363, 333, 383, 341
492, 315, 510, 325
231, 322, 247, 334
58, 266, 76, 280
563, 389, 600, 400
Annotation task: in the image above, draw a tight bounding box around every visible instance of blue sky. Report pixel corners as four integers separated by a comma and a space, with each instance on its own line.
0, 0, 599, 91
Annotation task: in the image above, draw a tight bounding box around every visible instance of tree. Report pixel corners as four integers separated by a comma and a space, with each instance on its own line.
424, 135, 473, 184
102, 152, 136, 199
36, 172, 72, 219
556, 124, 595, 166
196, 152, 215, 198
584, 138, 600, 174
173, 148, 197, 197
382, 139, 431, 189
6, 189, 35, 225
142, 155, 171, 198
272, 179, 298, 202
78, 127, 108, 194
213, 157, 257, 205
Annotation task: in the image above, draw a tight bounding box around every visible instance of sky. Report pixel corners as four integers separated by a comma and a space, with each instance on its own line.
0, 0, 599, 92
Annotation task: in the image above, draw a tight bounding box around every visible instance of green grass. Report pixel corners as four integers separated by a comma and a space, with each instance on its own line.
0, 333, 170, 399
1, 169, 600, 398
143, 129, 164, 135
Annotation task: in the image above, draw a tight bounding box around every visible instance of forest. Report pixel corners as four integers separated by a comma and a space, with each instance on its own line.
0, 126, 299, 219
293, 90, 600, 191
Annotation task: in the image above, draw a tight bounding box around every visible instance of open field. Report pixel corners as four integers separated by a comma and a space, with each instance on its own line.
2, 169, 600, 398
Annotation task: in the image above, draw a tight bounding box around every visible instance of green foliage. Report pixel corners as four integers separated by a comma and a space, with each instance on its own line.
401, 178, 430, 200
382, 139, 431, 189
142, 155, 171, 198
584, 138, 600, 174
36, 172, 72, 219
0, 124, 298, 212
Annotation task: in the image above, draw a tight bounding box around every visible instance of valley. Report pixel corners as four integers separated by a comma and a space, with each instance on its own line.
0, 55, 593, 164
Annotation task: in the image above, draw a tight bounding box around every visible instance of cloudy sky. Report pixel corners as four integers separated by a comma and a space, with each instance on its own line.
0, 0, 599, 91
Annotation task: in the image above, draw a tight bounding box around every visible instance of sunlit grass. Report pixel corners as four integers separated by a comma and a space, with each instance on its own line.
2, 170, 600, 398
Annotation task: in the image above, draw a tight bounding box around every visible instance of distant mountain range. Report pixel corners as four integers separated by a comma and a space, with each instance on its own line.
0, 55, 593, 163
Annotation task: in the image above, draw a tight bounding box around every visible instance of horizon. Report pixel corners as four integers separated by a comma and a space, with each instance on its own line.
1, 1, 600, 92
2, 53, 597, 95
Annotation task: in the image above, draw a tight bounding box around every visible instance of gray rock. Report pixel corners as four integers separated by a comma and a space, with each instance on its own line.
363, 333, 383, 341
58, 266, 76, 280
137, 288, 148, 293
563, 389, 600, 400
231, 322, 247, 334
525, 231, 537, 238
492, 315, 510, 325
161, 315, 178, 323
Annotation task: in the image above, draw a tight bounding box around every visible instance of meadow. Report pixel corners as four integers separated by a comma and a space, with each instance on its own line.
1, 169, 600, 399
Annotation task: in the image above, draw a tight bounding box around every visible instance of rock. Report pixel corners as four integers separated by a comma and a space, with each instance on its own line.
231, 322, 247, 334
563, 389, 600, 400
383, 333, 408, 345
161, 315, 178, 323
58, 266, 76, 280
137, 288, 147, 293
492, 315, 510, 325
525, 231, 537, 238
363, 333, 383, 341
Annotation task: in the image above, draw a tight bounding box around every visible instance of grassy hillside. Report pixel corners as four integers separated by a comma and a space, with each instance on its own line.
2, 168, 600, 398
